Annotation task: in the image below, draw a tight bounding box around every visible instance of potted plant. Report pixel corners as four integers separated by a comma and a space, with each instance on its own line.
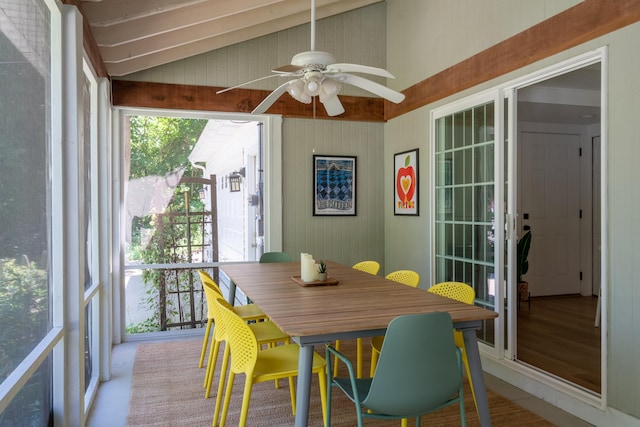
517, 228, 532, 305
317, 260, 328, 282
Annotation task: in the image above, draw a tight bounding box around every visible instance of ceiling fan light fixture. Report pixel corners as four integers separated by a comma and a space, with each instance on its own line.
286, 79, 311, 103
304, 76, 322, 97
319, 78, 341, 102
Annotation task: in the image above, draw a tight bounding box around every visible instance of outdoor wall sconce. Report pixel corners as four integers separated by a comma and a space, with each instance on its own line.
227, 167, 245, 192
228, 174, 241, 192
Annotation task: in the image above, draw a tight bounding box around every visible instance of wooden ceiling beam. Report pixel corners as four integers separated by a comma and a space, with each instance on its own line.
385, 0, 640, 120
112, 80, 386, 122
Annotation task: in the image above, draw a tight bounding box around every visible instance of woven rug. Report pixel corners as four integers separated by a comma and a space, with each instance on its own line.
125, 338, 554, 426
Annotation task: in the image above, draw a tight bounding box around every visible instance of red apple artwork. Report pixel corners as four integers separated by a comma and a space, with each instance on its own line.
396, 154, 416, 210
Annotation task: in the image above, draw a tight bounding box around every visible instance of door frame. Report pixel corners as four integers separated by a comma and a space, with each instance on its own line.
501, 47, 608, 407
431, 47, 608, 410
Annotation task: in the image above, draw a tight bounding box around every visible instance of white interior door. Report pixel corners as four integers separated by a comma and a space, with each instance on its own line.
519, 131, 581, 296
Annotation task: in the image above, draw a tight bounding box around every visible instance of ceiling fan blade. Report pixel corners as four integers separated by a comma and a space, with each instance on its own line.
252, 80, 294, 114
337, 73, 405, 104
321, 95, 345, 116
326, 63, 395, 79
216, 74, 283, 94
272, 64, 304, 74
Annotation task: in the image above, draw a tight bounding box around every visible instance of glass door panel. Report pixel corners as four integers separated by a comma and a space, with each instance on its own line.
434, 100, 497, 346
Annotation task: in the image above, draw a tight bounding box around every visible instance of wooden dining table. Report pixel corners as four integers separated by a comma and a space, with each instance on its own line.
221, 260, 498, 427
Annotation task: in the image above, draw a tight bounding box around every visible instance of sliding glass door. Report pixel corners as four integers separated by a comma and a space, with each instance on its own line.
432, 95, 504, 348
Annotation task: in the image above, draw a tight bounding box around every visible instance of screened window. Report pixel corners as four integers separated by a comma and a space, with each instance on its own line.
0, 0, 53, 424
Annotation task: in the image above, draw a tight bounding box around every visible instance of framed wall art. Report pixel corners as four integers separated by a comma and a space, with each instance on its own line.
313, 155, 357, 216
394, 149, 419, 215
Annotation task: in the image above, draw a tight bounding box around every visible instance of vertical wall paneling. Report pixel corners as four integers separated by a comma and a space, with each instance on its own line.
283, 119, 384, 268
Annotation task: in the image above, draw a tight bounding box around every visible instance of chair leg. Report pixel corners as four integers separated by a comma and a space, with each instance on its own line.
326, 355, 333, 426
460, 344, 478, 415
199, 318, 213, 368
333, 340, 341, 377
288, 377, 296, 415
369, 346, 379, 378
204, 339, 220, 394
318, 370, 328, 427
212, 344, 231, 424
237, 378, 253, 427
356, 338, 363, 378
217, 369, 236, 427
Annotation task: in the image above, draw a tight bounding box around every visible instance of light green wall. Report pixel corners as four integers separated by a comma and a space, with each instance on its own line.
385, 0, 640, 421
282, 119, 385, 269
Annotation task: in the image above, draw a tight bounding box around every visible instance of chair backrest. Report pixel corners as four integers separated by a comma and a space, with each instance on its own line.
428, 281, 475, 304
215, 298, 258, 376
352, 260, 381, 275
385, 270, 420, 288
363, 312, 461, 416
259, 252, 292, 263
199, 270, 223, 318
198, 269, 214, 283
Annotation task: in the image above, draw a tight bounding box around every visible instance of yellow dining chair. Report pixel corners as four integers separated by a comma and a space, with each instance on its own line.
369, 269, 421, 378
214, 298, 327, 427
427, 281, 477, 412
199, 270, 267, 319
384, 270, 420, 288
333, 260, 382, 379
244, 252, 292, 305
204, 295, 289, 399
198, 270, 267, 369
352, 260, 380, 275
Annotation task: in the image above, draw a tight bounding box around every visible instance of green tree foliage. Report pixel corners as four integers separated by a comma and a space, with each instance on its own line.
129, 116, 206, 179
0, 259, 47, 382
128, 116, 208, 255
127, 116, 208, 333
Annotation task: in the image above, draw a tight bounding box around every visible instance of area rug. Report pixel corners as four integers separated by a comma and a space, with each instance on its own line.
125, 339, 554, 426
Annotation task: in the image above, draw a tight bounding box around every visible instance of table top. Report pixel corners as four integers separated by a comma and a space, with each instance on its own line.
221, 260, 498, 339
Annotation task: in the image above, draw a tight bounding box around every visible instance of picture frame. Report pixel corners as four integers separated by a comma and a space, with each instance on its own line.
313, 155, 357, 216
394, 149, 419, 215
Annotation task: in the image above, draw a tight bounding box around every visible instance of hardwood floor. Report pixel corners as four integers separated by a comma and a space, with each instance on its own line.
517, 295, 601, 393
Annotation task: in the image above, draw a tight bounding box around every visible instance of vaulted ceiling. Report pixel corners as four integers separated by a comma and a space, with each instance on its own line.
76, 0, 383, 77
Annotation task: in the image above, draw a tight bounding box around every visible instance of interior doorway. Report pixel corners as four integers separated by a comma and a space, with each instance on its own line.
514, 63, 602, 393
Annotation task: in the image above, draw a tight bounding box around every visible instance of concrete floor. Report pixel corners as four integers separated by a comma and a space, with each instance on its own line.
86, 338, 593, 427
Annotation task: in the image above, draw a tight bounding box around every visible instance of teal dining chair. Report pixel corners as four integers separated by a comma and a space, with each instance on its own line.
326, 312, 466, 427
259, 251, 291, 263
245, 252, 292, 305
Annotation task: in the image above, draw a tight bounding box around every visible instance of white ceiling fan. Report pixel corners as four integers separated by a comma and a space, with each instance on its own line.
216, 0, 405, 116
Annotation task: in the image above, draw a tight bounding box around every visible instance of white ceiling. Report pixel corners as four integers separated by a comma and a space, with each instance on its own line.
79, 0, 601, 126
79, 0, 383, 76
518, 64, 601, 125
